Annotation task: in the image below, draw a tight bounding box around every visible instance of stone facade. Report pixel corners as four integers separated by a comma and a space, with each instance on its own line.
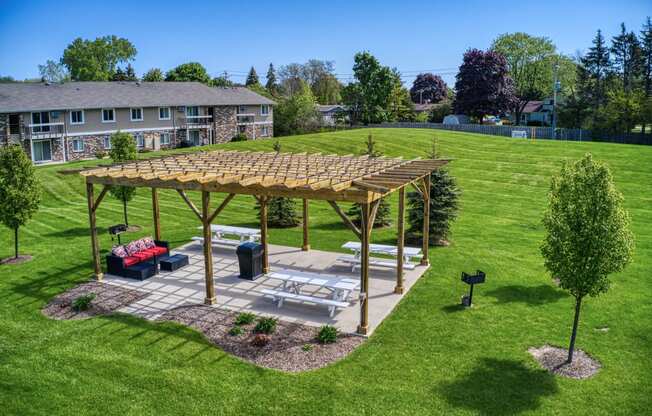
214, 106, 238, 143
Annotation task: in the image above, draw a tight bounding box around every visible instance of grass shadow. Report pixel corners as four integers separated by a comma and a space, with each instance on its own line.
484, 284, 568, 306
441, 304, 466, 314
438, 357, 558, 415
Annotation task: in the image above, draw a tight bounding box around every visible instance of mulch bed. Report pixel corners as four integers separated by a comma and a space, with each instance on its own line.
42, 281, 149, 320
1, 255, 33, 265
158, 305, 365, 372
528, 345, 601, 379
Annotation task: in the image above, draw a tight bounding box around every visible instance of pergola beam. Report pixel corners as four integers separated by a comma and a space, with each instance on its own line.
201, 191, 217, 305
85, 182, 103, 281
421, 176, 431, 266
327, 200, 361, 239
176, 189, 202, 221
302, 199, 310, 251
91, 185, 109, 213
395, 187, 405, 294
357, 199, 380, 335
207, 193, 235, 224
152, 188, 161, 241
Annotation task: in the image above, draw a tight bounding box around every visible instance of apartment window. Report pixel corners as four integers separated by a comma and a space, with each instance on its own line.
237, 105, 247, 114
261, 126, 269, 137
72, 139, 84, 152
160, 132, 170, 145
260, 105, 269, 116
238, 125, 247, 134
70, 110, 84, 125
130, 108, 143, 121
103, 136, 111, 150
102, 108, 115, 122
159, 107, 171, 120
186, 106, 199, 117
134, 133, 144, 148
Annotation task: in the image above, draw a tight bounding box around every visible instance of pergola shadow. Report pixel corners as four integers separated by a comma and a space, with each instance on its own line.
81, 150, 447, 335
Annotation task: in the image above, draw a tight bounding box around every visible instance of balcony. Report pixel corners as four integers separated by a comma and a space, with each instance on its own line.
24, 123, 65, 140
179, 115, 213, 129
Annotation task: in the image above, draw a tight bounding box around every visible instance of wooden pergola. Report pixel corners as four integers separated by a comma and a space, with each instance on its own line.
81, 150, 448, 335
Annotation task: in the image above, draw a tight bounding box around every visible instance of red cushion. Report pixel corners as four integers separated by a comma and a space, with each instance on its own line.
132, 251, 153, 261
141, 248, 158, 256
151, 246, 168, 256
123, 256, 140, 267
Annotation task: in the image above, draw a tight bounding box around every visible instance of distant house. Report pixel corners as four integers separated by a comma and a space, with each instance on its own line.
443, 114, 471, 125
316, 104, 347, 126
0, 81, 275, 164
514, 98, 554, 126
413, 103, 435, 114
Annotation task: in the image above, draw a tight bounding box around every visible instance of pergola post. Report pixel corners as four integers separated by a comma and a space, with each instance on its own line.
259, 196, 269, 273
302, 199, 310, 251
152, 188, 161, 241
85, 182, 103, 281
395, 187, 405, 294
421, 175, 431, 266
357, 199, 379, 335
201, 191, 216, 305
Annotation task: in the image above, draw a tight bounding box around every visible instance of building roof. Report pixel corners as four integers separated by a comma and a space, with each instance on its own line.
0, 81, 275, 113
316, 104, 346, 113
413, 103, 436, 112
81, 150, 448, 203
522, 100, 543, 113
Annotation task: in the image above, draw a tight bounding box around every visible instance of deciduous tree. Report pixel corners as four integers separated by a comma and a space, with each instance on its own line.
273, 80, 321, 136
541, 154, 634, 363
410, 73, 447, 104
0, 145, 41, 260
165, 62, 211, 84
453, 49, 517, 122
142, 68, 164, 82
108, 132, 138, 226
62, 35, 136, 81
38, 59, 69, 83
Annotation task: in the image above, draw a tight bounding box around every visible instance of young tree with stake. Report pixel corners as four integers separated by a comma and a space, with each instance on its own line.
0, 145, 41, 261
109, 132, 137, 226
541, 154, 634, 363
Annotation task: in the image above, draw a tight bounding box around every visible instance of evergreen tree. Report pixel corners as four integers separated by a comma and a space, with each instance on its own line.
265, 63, 278, 95
246, 66, 260, 86
108, 132, 137, 226
0, 145, 41, 260
640, 17, 652, 98
346, 134, 391, 228
581, 30, 611, 105
611, 23, 643, 92
406, 138, 460, 245
254, 139, 300, 227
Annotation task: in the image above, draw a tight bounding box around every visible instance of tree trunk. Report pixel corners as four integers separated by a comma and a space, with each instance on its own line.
567, 296, 583, 363
123, 198, 129, 226
14, 227, 18, 259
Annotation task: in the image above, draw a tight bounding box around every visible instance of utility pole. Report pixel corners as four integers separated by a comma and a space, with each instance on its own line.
552, 61, 560, 138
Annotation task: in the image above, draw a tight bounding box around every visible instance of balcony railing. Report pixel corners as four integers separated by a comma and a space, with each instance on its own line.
24, 122, 65, 139
179, 115, 213, 128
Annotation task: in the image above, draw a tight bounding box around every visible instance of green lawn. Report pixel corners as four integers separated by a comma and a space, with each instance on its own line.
1, 128, 651, 415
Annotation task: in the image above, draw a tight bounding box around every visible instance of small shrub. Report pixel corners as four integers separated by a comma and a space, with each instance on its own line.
302, 344, 313, 352
72, 293, 96, 312
228, 325, 244, 336
254, 317, 278, 334
251, 333, 271, 347
178, 140, 193, 148
317, 325, 338, 344
235, 312, 256, 325
94, 150, 108, 159
231, 133, 248, 142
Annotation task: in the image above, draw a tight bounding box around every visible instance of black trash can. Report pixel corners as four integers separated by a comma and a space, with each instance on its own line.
236, 242, 264, 280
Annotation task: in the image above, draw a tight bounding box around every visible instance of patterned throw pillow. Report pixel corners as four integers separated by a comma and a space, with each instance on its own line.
141, 236, 155, 248
126, 241, 140, 256
135, 238, 148, 251
112, 245, 128, 258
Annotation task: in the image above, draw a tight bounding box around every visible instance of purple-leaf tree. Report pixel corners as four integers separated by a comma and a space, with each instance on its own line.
454, 49, 517, 123
410, 73, 448, 104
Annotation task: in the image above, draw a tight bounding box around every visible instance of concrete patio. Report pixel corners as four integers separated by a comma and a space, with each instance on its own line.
104, 240, 430, 335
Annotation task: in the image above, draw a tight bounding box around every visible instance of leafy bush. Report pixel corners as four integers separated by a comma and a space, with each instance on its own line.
254, 317, 278, 334
94, 150, 108, 159
72, 293, 96, 312
231, 133, 248, 142
317, 325, 338, 344
228, 326, 244, 336
235, 312, 256, 325
429, 102, 452, 123
178, 140, 193, 148
251, 333, 271, 347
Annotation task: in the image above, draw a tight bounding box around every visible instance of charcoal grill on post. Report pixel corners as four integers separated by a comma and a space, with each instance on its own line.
108, 224, 128, 245
461, 270, 486, 307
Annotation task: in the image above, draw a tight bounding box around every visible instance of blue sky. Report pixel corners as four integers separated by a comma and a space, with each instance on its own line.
0, 0, 649, 86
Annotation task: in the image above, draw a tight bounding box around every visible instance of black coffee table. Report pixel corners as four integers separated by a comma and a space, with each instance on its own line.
159, 254, 189, 272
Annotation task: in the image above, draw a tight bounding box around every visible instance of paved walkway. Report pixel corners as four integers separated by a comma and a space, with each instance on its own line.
104, 241, 429, 335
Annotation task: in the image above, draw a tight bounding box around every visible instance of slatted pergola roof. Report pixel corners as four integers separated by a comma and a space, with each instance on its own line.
81, 150, 448, 203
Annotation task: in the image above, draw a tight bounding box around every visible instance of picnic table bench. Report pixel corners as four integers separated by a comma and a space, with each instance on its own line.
192, 225, 260, 247
263, 270, 360, 317
337, 241, 422, 272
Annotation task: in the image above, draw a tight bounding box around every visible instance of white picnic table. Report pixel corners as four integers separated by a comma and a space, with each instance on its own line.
193, 224, 260, 247
263, 270, 360, 317
338, 241, 422, 272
